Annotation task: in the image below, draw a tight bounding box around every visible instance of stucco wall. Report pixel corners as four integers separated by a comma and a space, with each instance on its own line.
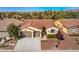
62, 27, 67, 34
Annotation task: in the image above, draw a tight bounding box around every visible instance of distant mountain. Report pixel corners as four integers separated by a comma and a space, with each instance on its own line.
65, 8, 79, 12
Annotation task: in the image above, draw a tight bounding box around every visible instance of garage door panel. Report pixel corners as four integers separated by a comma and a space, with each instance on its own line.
35, 31, 40, 37
22, 31, 40, 38
23, 31, 32, 37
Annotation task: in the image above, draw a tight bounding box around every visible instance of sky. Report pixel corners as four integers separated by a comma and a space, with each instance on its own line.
0, 7, 79, 12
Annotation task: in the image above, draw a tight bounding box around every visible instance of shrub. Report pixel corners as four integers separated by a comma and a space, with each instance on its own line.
13, 36, 19, 43
47, 34, 56, 38
7, 23, 20, 38
3, 36, 7, 43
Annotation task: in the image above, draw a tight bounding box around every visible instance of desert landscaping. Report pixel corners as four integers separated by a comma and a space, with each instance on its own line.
0, 10, 79, 51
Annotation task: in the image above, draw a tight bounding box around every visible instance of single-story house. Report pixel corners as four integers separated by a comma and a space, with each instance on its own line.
1, 18, 79, 38
55, 19, 79, 35
0, 18, 22, 38
20, 19, 59, 38
61, 19, 79, 35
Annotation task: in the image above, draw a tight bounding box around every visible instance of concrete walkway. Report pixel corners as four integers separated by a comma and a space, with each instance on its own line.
14, 38, 41, 52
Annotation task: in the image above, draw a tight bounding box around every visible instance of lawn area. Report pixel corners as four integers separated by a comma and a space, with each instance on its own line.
0, 37, 17, 50
47, 34, 57, 41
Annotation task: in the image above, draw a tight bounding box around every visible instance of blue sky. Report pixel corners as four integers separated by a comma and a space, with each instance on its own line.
0, 7, 78, 12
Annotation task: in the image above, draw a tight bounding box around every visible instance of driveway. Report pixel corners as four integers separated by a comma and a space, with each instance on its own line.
14, 38, 41, 52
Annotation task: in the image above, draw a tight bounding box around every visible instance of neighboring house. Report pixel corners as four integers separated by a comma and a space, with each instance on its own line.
20, 20, 59, 38
67, 26, 79, 35
0, 18, 22, 37
55, 19, 79, 35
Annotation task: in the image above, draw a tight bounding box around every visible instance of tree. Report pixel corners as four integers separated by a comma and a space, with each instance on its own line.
52, 14, 63, 20
42, 27, 46, 37
1, 11, 79, 19
7, 23, 20, 38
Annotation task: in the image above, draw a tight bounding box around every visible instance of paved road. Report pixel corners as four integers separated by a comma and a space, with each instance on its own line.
14, 38, 41, 52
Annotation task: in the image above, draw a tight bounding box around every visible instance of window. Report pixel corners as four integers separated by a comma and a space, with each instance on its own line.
69, 27, 79, 33
51, 29, 55, 33
72, 27, 78, 32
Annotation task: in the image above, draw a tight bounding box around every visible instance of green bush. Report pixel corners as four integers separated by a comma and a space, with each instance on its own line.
47, 34, 56, 38
7, 23, 20, 38
13, 36, 19, 43
3, 36, 7, 43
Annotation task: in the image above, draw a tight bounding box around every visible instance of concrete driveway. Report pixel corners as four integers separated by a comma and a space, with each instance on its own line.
14, 38, 41, 52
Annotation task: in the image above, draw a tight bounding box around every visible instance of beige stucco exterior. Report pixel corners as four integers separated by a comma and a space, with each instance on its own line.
21, 26, 59, 38
21, 20, 69, 38
62, 27, 67, 34
21, 28, 34, 38
21, 27, 42, 38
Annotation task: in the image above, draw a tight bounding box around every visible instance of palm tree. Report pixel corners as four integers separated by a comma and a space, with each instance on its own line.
42, 27, 46, 38
55, 29, 64, 48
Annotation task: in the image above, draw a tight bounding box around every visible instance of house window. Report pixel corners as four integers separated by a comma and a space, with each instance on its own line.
72, 27, 78, 32
69, 27, 79, 33
51, 29, 55, 33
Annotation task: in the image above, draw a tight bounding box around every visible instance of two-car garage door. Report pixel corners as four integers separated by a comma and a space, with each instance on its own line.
34, 31, 40, 37
22, 31, 40, 37
23, 31, 32, 37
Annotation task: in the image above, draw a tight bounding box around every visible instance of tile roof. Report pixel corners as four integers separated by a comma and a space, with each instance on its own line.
61, 19, 79, 28
0, 18, 22, 31
1, 19, 79, 32
21, 19, 55, 30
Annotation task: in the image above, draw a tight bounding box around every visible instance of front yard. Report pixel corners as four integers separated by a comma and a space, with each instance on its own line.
41, 39, 56, 50
0, 37, 17, 50
70, 36, 79, 46
41, 34, 58, 50
47, 34, 57, 41
0, 23, 20, 50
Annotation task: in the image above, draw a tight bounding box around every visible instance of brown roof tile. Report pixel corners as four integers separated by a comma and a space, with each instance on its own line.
61, 19, 79, 28
21, 19, 55, 30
